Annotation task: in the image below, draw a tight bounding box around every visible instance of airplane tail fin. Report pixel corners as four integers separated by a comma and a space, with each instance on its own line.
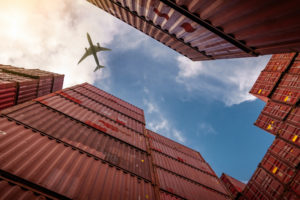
94, 65, 105, 72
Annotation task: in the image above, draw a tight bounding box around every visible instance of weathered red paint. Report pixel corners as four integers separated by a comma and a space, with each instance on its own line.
0, 117, 155, 199
220, 173, 245, 199
254, 113, 282, 135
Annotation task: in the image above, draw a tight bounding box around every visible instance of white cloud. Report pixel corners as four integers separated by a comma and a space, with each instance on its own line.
176, 55, 271, 106
143, 98, 185, 143
0, 0, 129, 88
196, 122, 217, 135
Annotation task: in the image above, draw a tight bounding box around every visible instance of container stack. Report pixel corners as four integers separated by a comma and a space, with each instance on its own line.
146, 129, 230, 199
220, 173, 246, 199
0, 79, 16, 110
241, 53, 300, 199
0, 65, 64, 110
0, 82, 155, 199
0, 82, 231, 199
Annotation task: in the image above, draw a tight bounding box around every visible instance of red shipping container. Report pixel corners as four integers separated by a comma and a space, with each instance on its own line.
242, 169, 281, 200
160, 191, 184, 200
1, 103, 151, 180
0, 118, 155, 200
0, 178, 54, 200
261, 100, 292, 120
150, 139, 207, 171
278, 73, 300, 89
286, 106, 300, 127
83, 83, 144, 116
254, 113, 282, 135
34, 95, 147, 151
269, 138, 300, 168
58, 89, 144, 134
72, 85, 145, 124
271, 86, 300, 105
282, 190, 299, 200
288, 170, 300, 196
152, 151, 223, 192
156, 168, 230, 200
147, 129, 203, 161
220, 173, 245, 199
289, 60, 300, 74
264, 60, 292, 73
278, 122, 300, 147
260, 152, 296, 184
270, 53, 296, 61
249, 71, 282, 102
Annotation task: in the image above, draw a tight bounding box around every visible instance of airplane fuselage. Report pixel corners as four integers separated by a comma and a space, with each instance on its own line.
87, 33, 100, 66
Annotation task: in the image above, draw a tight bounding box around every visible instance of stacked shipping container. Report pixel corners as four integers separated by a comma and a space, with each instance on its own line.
87, 0, 300, 61
0, 82, 154, 199
0, 65, 64, 110
0, 82, 230, 199
242, 52, 300, 199
146, 129, 230, 199
220, 173, 246, 199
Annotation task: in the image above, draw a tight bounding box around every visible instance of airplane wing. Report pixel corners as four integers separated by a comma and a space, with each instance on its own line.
94, 46, 111, 52
78, 47, 93, 64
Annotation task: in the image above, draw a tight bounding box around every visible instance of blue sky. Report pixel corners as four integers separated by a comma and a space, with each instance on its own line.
0, 0, 274, 182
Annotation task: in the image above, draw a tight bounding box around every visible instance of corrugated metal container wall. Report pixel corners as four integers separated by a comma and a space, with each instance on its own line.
289, 170, 300, 197
56, 89, 144, 133
71, 85, 145, 124
271, 79, 300, 106
260, 152, 297, 184
0, 70, 39, 104
261, 100, 292, 121
159, 191, 184, 200
147, 129, 203, 160
242, 172, 280, 200
249, 53, 296, 102
278, 122, 299, 147
83, 83, 144, 116
220, 173, 245, 199
287, 106, 300, 127
156, 168, 229, 200
87, 0, 300, 61
34, 94, 147, 151
0, 79, 16, 110
149, 139, 205, 170
1, 102, 151, 180
0, 118, 155, 200
268, 138, 300, 168
0, 178, 54, 200
254, 113, 282, 135
152, 151, 223, 192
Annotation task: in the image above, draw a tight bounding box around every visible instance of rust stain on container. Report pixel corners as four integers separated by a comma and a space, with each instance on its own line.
0, 118, 155, 200
87, 0, 300, 60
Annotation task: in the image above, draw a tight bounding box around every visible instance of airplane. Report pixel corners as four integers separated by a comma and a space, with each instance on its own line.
78, 32, 111, 72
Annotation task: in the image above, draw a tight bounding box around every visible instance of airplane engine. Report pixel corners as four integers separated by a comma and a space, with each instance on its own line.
97, 43, 100, 48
